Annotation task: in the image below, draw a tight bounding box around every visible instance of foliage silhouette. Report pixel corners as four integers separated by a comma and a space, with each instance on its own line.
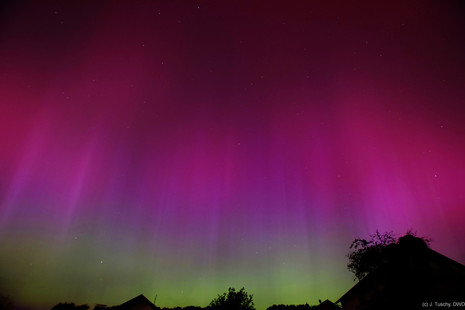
266, 303, 314, 310
51, 302, 90, 310
0, 294, 14, 310
158, 307, 204, 310
208, 287, 254, 310
347, 230, 430, 280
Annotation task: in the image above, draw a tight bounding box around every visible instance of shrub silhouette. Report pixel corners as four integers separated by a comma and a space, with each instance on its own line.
266, 303, 314, 310
51, 302, 90, 310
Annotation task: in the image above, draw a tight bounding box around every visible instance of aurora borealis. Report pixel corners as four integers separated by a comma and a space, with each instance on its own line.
1, 1, 465, 309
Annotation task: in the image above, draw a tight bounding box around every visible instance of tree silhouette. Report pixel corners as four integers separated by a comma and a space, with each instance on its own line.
347, 230, 430, 280
208, 287, 254, 310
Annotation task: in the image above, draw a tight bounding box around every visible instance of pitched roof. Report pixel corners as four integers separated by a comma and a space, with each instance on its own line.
117, 294, 158, 310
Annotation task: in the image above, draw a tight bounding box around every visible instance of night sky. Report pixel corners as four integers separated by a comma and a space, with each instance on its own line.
1, 1, 465, 309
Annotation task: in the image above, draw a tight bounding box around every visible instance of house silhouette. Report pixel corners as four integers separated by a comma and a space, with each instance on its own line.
337, 235, 465, 310
113, 295, 157, 310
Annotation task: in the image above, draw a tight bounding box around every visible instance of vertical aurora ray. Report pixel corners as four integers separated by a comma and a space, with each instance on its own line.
1, 1, 465, 309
